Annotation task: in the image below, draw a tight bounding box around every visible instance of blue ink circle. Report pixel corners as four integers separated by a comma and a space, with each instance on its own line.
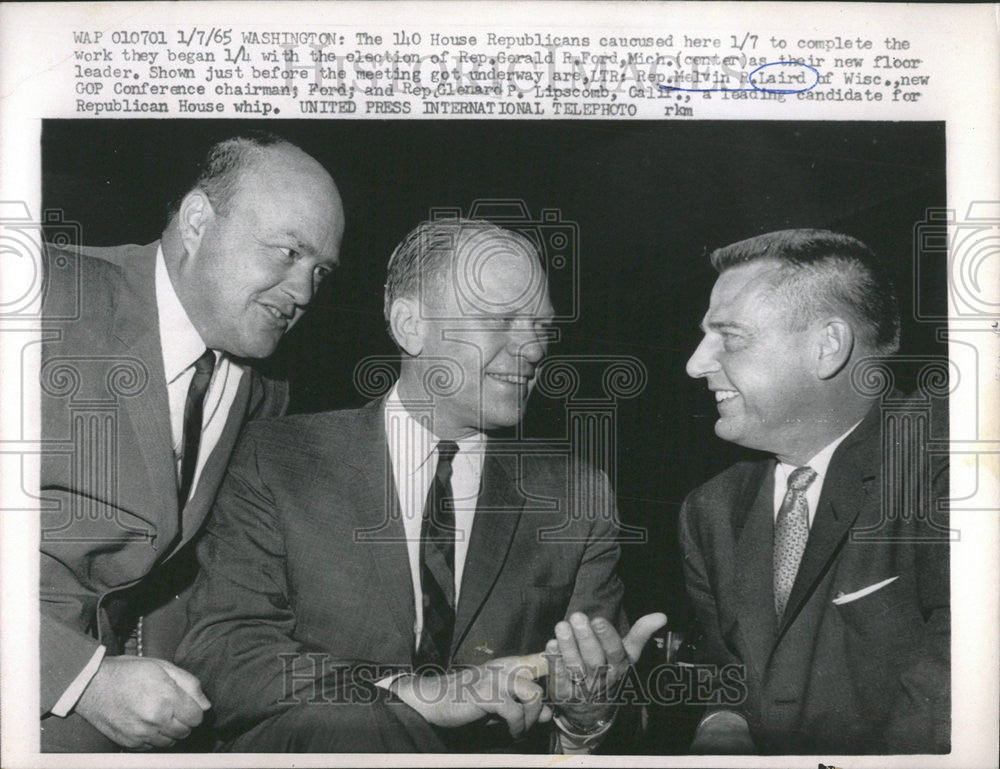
747, 61, 819, 94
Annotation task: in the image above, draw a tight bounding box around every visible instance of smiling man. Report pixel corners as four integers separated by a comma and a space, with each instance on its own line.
679, 229, 950, 754
162, 138, 342, 359
40, 131, 344, 751
177, 218, 664, 753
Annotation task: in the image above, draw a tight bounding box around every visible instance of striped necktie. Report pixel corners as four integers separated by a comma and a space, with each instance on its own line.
414, 440, 459, 668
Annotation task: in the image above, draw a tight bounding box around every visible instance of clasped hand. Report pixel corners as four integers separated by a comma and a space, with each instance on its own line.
75, 656, 211, 750
392, 612, 666, 739
391, 653, 552, 740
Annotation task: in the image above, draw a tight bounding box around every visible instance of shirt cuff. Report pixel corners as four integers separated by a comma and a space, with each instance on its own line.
49, 645, 106, 717
697, 708, 749, 730
553, 711, 615, 754
374, 672, 412, 691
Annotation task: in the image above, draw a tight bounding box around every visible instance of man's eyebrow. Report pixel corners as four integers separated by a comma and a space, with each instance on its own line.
272, 229, 320, 257
285, 232, 342, 265
700, 319, 750, 333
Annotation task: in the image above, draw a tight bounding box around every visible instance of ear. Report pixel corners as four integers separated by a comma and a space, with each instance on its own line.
815, 318, 855, 379
176, 189, 215, 259
389, 297, 425, 357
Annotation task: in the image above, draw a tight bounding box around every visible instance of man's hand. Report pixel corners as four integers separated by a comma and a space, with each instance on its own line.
74, 656, 211, 750
689, 709, 756, 754
546, 612, 667, 731
391, 654, 552, 740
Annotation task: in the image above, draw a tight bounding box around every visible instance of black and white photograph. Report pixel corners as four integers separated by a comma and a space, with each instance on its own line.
0, 3, 996, 768
35, 118, 950, 756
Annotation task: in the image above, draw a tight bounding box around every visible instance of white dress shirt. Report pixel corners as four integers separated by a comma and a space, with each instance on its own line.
156, 246, 245, 502
51, 246, 246, 717
772, 420, 863, 527
381, 385, 606, 753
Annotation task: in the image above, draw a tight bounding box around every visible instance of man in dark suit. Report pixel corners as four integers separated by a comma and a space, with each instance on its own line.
177, 219, 665, 752
40, 132, 345, 751
679, 229, 949, 754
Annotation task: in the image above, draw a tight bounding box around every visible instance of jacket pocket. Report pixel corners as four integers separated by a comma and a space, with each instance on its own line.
834, 575, 923, 643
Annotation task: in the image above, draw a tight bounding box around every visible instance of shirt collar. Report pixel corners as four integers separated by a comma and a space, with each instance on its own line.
776, 419, 863, 483
156, 245, 212, 384
385, 383, 485, 475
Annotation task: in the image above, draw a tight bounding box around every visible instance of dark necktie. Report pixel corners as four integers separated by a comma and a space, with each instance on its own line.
178, 349, 216, 507
773, 466, 817, 618
415, 440, 459, 668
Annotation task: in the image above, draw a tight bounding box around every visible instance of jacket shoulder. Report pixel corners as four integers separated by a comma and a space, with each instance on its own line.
243, 369, 289, 420
683, 459, 768, 514
240, 406, 374, 454
75, 243, 151, 268
515, 443, 607, 483
41, 244, 122, 324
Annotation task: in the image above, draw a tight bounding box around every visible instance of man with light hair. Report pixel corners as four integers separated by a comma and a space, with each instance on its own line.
178, 217, 665, 752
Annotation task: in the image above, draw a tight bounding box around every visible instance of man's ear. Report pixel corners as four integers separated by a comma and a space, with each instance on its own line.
390, 297, 425, 357
816, 317, 855, 379
177, 189, 214, 259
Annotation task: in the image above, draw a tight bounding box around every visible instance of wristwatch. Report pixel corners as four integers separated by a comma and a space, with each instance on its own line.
553, 709, 616, 738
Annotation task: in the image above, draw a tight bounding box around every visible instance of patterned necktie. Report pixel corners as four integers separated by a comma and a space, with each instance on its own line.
773, 466, 817, 618
178, 349, 216, 507
415, 440, 459, 668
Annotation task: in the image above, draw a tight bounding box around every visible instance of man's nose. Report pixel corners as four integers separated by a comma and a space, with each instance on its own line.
508, 326, 547, 364
282, 264, 315, 307
686, 335, 720, 379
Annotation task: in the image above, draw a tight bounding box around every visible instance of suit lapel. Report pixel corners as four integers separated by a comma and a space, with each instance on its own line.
350, 403, 418, 649
775, 408, 880, 639
452, 444, 525, 654
109, 244, 178, 548
734, 461, 779, 678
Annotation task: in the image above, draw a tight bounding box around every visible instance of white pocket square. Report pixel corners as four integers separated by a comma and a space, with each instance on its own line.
832, 576, 899, 605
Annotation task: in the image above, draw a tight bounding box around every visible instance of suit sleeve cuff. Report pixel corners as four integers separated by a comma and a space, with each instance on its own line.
49, 645, 106, 717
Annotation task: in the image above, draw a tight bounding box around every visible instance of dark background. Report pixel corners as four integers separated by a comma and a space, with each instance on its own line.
42, 119, 947, 638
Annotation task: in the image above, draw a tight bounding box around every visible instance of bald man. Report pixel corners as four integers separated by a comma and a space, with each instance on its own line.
40, 132, 345, 751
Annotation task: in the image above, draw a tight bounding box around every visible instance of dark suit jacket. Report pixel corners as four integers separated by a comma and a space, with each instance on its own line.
679, 397, 950, 754
40, 243, 288, 716
176, 402, 627, 750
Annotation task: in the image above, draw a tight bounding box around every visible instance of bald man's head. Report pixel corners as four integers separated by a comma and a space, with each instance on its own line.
164, 133, 345, 358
